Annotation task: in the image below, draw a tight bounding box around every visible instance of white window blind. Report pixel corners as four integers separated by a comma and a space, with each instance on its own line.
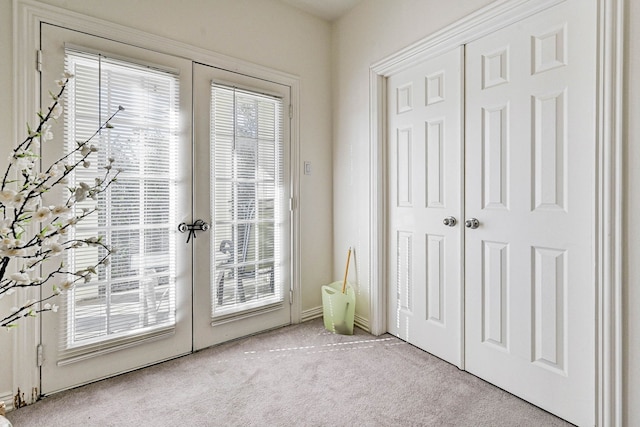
59, 48, 180, 361
211, 84, 285, 318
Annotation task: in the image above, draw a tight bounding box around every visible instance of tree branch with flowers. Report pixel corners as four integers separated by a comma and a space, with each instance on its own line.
0, 73, 123, 328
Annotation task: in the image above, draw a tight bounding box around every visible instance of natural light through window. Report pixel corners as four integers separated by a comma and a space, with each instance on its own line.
60, 48, 180, 357
210, 84, 285, 318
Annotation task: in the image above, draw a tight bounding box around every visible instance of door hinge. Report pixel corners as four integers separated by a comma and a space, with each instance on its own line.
36, 344, 43, 367
289, 197, 295, 211
289, 290, 293, 304
289, 104, 293, 119
36, 50, 42, 73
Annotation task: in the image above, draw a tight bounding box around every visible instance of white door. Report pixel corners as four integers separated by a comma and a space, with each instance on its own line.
464, 1, 596, 425
387, 47, 463, 367
39, 25, 193, 393
192, 63, 292, 349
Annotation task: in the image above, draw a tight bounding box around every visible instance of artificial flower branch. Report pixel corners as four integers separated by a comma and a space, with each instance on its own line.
0, 74, 123, 328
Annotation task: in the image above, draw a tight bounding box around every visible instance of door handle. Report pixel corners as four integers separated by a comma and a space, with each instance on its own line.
178, 219, 210, 243
465, 218, 480, 229
443, 216, 457, 227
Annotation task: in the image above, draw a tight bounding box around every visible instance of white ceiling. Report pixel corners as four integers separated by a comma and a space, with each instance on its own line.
278, 0, 362, 21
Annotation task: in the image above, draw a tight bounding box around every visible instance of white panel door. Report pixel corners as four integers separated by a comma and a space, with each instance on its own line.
40, 24, 193, 393
387, 47, 463, 367
193, 63, 292, 350
464, 1, 596, 425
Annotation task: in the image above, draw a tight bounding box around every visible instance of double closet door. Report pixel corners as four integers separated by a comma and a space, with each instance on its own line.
387, 1, 596, 426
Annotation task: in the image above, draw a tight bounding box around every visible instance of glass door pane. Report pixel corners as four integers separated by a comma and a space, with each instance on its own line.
193, 63, 291, 350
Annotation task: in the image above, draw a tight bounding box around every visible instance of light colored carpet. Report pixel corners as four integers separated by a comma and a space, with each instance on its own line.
7, 319, 572, 426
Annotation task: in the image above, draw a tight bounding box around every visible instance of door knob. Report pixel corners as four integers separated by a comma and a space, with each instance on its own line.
465, 218, 480, 229
443, 216, 457, 227
178, 219, 210, 243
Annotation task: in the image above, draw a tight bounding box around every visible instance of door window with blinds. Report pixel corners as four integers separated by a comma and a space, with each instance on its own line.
60, 48, 179, 354
211, 84, 285, 318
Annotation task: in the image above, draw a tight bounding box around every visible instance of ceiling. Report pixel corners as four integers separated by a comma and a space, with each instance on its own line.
278, 0, 362, 21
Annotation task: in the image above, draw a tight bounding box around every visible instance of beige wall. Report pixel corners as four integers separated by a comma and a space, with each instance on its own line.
331, 0, 495, 330
0, 0, 14, 405
0, 0, 333, 401
332, 0, 638, 424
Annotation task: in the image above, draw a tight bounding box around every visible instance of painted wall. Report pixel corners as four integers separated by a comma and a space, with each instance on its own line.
0, 0, 333, 403
0, 0, 14, 408
332, 0, 638, 424
331, 0, 495, 327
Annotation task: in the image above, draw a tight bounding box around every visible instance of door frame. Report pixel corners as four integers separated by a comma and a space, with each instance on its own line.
12, 0, 301, 407
368, 0, 624, 425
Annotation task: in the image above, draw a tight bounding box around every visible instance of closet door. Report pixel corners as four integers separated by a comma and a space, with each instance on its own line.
387, 47, 463, 367
464, 1, 597, 425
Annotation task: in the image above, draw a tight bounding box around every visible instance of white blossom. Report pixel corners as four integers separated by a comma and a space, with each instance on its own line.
0, 189, 17, 204
51, 104, 63, 119
34, 206, 52, 222
41, 124, 53, 141
0, 248, 26, 257
10, 272, 31, 285
52, 205, 71, 217
60, 279, 74, 291
74, 187, 87, 202
1, 75, 123, 328
12, 192, 25, 207
48, 243, 64, 254
43, 302, 58, 312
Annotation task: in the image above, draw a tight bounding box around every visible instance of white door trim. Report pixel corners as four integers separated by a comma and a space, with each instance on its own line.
368, 0, 624, 425
12, 0, 302, 406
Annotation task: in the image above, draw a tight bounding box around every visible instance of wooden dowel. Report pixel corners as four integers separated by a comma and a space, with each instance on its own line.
342, 247, 352, 294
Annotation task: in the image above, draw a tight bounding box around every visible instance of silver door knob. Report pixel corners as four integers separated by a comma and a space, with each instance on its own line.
178, 219, 210, 243
465, 218, 480, 229
443, 216, 457, 227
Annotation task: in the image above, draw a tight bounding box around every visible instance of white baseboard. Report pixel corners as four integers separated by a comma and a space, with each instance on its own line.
301, 306, 323, 322
354, 314, 370, 332
301, 306, 371, 333
0, 391, 14, 412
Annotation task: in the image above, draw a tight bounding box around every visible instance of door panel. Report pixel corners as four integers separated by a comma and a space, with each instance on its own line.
387, 47, 463, 367
40, 24, 193, 394
464, 1, 596, 425
193, 63, 291, 350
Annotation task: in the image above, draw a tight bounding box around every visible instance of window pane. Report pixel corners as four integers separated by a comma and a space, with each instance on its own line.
210, 85, 284, 317
60, 49, 180, 352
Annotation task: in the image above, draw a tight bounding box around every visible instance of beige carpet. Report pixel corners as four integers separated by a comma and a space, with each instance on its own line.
7, 319, 572, 426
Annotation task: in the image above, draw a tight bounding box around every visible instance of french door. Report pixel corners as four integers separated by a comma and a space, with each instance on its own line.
192, 63, 292, 350
387, 0, 597, 425
40, 25, 193, 393
39, 26, 292, 394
